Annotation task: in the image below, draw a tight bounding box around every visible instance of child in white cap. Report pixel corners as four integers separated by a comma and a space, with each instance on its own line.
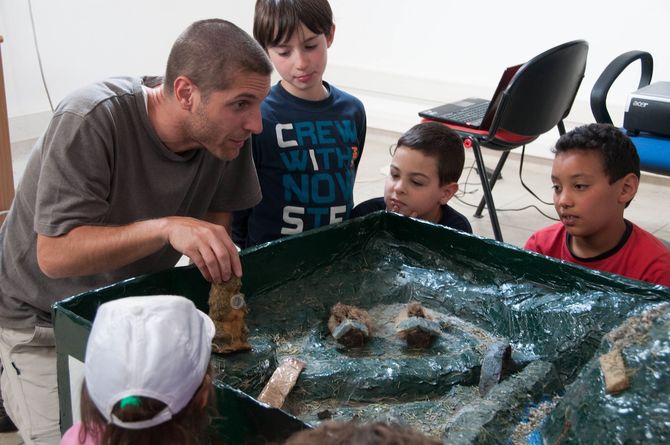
60, 295, 216, 445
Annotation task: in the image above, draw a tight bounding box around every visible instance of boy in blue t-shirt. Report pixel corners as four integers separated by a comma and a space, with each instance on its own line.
352, 122, 472, 233
232, 0, 367, 248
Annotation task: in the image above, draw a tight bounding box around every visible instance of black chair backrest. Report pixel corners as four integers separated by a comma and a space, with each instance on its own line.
590, 50, 653, 125
490, 40, 589, 138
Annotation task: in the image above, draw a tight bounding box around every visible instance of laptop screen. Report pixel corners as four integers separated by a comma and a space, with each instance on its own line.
417, 63, 522, 131
478, 64, 522, 130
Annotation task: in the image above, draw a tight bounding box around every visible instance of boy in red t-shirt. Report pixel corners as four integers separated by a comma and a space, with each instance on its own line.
525, 123, 670, 287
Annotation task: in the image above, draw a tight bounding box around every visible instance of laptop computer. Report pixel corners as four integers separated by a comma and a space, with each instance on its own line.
418, 64, 522, 131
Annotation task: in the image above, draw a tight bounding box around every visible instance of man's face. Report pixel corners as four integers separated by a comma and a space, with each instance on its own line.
187, 72, 270, 160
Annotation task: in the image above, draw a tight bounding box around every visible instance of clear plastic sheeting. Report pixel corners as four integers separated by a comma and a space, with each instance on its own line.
211, 216, 669, 441
537, 304, 670, 444
54, 212, 670, 443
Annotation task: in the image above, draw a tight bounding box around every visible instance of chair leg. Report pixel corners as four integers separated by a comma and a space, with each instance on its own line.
469, 138, 504, 242
474, 150, 510, 217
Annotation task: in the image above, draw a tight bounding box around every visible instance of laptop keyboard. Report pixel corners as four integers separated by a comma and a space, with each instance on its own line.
441, 101, 488, 125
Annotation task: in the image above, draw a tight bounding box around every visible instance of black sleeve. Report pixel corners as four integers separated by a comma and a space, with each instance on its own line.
231, 209, 251, 249
441, 205, 473, 234
351, 197, 385, 219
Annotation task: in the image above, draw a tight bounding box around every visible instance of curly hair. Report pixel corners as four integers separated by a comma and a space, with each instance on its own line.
553, 123, 640, 184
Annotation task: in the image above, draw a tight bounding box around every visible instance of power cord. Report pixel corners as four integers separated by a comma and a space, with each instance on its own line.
518, 145, 553, 206
27, 0, 54, 112
454, 149, 559, 221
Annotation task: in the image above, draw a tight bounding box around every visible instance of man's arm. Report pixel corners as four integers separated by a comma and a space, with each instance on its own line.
36, 215, 241, 284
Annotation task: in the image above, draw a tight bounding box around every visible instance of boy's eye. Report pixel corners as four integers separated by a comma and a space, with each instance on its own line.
411, 180, 425, 187
271, 47, 291, 57
551, 184, 560, 192
304, 44, 317, 50
574, 184, 588, 191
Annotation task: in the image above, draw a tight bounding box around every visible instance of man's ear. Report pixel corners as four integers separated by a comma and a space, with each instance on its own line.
326, 24, 336, 48
173, 76, 197, 111
439, 182, 459, 205
619, 172, 639, 205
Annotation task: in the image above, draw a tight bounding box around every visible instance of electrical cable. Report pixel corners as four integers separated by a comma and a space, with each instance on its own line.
518, 145, 553, 206
457, 159, 478, 197
27, 0, 54, 112
454, 193, 558, 221
454, 150, 558, 222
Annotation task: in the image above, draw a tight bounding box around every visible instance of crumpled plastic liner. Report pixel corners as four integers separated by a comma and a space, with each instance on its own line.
537, 304, 670, 444
214, 227, 669, 440
57, 213, 670, 443
211, 336, 277, 395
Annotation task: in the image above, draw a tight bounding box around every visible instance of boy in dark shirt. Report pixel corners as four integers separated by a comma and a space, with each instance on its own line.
352, 122, 472, 233
232, 0, 367, 248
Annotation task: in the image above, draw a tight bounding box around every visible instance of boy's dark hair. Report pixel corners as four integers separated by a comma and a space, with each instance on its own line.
284, 420, 441, 445
394, 122, 465, 185
165, 19, 272, 97
553, 123, 641, 183
254, 0, 334, 49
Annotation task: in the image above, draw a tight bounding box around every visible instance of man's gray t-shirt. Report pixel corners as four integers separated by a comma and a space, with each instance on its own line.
0, 76, 261, 328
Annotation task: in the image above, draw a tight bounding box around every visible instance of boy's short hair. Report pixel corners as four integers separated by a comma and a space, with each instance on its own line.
553, 123, 641, 183
165, 19, 272, 97
254, 0, 334, 49
394, 122, 465, 185
284, 420, 441, 445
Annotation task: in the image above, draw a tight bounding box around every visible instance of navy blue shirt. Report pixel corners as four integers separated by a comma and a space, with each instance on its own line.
351, 197, 473, 233
233, 82, 366, 248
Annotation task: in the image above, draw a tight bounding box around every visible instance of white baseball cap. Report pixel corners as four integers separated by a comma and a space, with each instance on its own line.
84, 295, 215, 429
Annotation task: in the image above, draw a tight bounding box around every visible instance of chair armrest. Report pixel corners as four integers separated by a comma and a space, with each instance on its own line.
590, 50, 653, 124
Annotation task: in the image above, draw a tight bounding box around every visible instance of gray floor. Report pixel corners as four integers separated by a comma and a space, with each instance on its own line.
0, 429, 15, 444
1, 128, 669, 444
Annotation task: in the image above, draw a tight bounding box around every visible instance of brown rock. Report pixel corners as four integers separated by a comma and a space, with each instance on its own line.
328, 302, 372, 347
396, 303, 440, 348
208, 276, 251, 354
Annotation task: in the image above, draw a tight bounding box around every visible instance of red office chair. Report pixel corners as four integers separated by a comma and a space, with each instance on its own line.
425, 40, 588, 241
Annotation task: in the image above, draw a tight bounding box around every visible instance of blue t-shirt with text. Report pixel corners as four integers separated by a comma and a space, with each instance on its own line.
233, 82, 366, 248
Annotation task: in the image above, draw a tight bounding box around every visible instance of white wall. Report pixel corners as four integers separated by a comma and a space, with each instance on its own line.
2, 0, 669, 155
0, 0, 256, 139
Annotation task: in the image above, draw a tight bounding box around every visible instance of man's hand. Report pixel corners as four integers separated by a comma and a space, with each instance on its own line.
36, 214, 241, 283
164, 216, 241, 283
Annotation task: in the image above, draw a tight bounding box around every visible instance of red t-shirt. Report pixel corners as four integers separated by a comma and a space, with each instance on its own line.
524, 222, 670, 287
